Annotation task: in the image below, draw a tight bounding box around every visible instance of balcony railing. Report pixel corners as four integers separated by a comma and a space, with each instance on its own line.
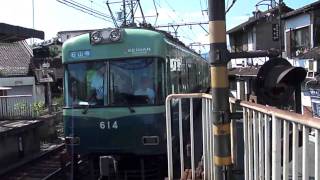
0, 95, 35, 120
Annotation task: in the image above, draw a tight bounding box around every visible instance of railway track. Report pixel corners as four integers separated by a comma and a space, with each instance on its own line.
0, 143, 67, 180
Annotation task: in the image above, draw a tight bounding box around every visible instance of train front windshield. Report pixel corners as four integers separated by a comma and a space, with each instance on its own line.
65, 58, 165, 107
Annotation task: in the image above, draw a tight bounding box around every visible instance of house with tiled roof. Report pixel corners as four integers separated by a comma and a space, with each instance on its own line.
0, 41, 40, 96
227, 3, 293, 68
0, 23, 45, 119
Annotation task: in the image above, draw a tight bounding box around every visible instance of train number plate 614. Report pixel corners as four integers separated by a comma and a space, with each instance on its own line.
99, 121, 118, 130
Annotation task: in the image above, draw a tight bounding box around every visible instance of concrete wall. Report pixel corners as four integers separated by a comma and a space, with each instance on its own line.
0, 123, 40, 169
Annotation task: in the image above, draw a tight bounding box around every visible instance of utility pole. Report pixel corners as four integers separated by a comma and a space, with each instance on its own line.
208, 0, 232, 179
278, 0, 283, 57
32, 0, 35, 45
40, 62, 53, 114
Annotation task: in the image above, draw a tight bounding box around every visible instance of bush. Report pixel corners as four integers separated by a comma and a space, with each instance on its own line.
14, 101, 45, 118
32, 101, 45, 117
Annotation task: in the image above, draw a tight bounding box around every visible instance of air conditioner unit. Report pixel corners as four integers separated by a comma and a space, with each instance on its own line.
307, 71, 315, 78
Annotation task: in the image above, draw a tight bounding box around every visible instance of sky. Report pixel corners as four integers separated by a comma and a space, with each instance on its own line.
0, 0, 318, 53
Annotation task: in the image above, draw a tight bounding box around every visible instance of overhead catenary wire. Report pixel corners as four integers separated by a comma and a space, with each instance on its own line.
57, 0, 207, 52
64, 0, 109, 18
56, 0, 113, 22
226, 0, 237, 14
163, 0, 184, 23
157, 0, 204, 46
200, 0, 203, 15
155, 0, 209, 47
88, 0, 111, 13
152, 0, 159, 26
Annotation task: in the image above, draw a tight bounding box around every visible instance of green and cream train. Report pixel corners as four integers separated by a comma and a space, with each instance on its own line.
62, 27, 209, 177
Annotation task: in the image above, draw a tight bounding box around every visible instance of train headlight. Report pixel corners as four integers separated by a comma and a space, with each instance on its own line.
109, 29, 122, 42
90, 28, 123, 45
90, 31, 102, 44
65, 136, 80, 145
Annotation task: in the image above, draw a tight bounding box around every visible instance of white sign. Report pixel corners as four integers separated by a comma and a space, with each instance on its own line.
42, 63, 50, 68
39, 77, 53, 83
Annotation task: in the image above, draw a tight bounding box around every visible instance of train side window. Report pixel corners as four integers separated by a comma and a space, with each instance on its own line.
165, 56, 170, 95
156, 59, 165, 104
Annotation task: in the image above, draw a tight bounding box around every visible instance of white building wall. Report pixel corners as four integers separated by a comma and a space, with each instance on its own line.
59, 31, 92, 43
7, 86, 33, 96
0, 77, 35, 87
285, 14, 310, 30
229, 27, 267, 68
0, 77, 45, 102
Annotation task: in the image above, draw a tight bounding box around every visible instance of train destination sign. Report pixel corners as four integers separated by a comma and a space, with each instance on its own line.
69, 50, 91, 59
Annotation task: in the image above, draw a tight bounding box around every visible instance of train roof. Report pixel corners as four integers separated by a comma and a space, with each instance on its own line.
62, 27, 203, 64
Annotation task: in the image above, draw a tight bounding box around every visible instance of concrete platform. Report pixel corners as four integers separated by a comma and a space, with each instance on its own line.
0, 120, 43, 170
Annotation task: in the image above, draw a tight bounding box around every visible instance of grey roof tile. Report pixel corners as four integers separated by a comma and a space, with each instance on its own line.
0, 41, 32, 76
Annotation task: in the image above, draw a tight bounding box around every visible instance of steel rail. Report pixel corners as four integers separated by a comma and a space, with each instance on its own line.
0, 143, 66, 180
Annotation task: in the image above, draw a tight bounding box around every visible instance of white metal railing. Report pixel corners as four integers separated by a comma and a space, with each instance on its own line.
0, 95, 34, 119
230, 97, 320, 180
165, 93, 215, 180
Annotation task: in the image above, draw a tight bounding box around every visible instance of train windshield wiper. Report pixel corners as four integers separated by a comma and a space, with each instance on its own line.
119, 94, 135, 113
79, 101, 91, 114
124, 96, 135, 113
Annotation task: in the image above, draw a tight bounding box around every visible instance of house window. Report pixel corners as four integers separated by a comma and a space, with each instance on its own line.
291, 26, 310, 57
231, 32, 248, 52
313, 10, 320, 47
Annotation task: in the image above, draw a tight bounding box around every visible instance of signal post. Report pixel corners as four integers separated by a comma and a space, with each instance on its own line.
208, 0, 232, 179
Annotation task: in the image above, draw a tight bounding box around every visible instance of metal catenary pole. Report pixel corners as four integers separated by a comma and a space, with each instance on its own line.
208, 0, 232, 179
